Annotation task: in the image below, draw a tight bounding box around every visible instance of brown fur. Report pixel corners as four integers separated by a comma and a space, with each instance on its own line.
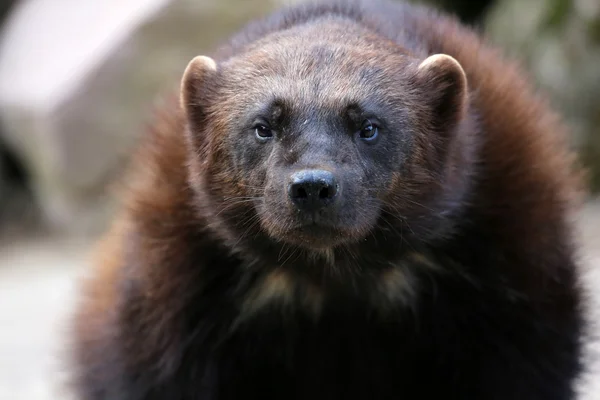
70, 1, 585, 399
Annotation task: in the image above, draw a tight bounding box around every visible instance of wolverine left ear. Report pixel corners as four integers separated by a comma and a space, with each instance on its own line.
180, 55, 218, 122
415, 54, 468, 130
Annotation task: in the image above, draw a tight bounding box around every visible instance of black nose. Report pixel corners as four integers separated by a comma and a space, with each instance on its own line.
288, 169, 338, 211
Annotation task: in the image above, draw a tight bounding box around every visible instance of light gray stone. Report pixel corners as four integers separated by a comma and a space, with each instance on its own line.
0, 0, 277, 235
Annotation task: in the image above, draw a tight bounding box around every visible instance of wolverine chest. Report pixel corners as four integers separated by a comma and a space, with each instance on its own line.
231, 251, 439, 328
181, 275, 567, 400
211, 310, 434, 400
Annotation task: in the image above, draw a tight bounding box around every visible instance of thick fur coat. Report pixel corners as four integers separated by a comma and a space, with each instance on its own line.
70, 1, 586, 399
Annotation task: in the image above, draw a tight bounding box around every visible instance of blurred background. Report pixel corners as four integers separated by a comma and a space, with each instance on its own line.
0, 0, 598, 399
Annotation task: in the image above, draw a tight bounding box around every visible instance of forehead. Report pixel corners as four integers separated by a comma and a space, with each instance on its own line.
218, 21, 411, 113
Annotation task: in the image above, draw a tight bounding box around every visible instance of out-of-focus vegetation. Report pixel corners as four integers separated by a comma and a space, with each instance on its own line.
0, 0, 598, 239
485, 0, 600, 192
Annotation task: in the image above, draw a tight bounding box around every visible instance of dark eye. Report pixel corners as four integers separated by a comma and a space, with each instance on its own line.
254, 124, 273, 141
359, 119, 379, 141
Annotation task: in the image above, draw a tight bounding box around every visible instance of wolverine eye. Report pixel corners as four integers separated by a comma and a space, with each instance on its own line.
254, 123, 273, 141
359, 119, 379, 141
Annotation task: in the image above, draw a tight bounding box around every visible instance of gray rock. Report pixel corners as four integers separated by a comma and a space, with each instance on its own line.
0, 0, 277, 236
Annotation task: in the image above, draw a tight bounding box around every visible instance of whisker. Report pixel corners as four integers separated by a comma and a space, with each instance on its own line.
280, 245, 299, 268
215, 202, 252, 218
236, 184, 266, 191
214, 197, 263, 218
222, 196, 262, 201
231, 216, 263, 249
393, 196, 436, 213
278, 243, 290, 262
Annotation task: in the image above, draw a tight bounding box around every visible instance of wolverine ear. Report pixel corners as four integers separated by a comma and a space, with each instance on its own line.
415, 54, 467, 131
180, 55, 218, 122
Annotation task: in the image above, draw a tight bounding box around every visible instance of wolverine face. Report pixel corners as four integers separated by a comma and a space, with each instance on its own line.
228, 95, 404, 250
209, 34, 414, 249
182, 21, 469, 254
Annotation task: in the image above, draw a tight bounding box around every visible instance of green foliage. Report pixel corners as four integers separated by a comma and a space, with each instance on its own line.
540, 0, 572, 31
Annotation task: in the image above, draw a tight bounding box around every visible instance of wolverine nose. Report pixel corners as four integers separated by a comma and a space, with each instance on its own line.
288, 169, 338, 211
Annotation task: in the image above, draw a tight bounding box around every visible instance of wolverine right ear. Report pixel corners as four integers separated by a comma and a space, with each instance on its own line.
180, 55, 218, 121
415, 54, 468, 132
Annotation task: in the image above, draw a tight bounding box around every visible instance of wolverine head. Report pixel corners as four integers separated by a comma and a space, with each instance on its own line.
181, 20, 472, 264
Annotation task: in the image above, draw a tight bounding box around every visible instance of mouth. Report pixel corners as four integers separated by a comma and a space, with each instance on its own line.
258, 200, 377, 250
283, 222, 349, 249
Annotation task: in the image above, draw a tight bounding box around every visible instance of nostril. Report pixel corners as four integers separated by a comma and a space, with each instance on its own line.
296, 187, 308, 199
319, 186, 331, 200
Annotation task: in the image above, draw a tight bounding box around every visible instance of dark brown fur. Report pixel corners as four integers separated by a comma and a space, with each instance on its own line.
70, 1, 585, 399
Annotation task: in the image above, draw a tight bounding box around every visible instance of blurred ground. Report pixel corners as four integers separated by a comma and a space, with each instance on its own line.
578, 200, 600, 400
0, 201, 597, 400
0, 237, 85, 400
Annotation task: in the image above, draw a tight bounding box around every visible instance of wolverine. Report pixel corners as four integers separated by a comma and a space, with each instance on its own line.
70, 0, 587, 399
